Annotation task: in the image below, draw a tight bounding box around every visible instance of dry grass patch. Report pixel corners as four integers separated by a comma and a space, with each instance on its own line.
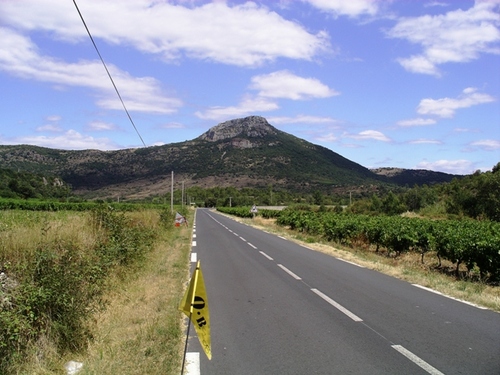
78, 215, 192, 375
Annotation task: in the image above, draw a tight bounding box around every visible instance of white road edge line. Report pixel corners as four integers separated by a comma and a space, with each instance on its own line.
278, 264, 302, 280
391, 345, 444, 375
239, 236, 247, 242
190, 253, 197, 262
192, 240, 197, 247
185, 352, 200, 375
248, 243, 257, 249
412, 284, 487, 310
311, 288, 363, 322
259, 251, 273, 260
336, 258, 365, 268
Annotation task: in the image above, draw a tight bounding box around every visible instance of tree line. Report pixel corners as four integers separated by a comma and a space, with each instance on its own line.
348, 163, 500, 221
2, 162, 498, 222
0, 168, 71, 199
194, 163, 500, 222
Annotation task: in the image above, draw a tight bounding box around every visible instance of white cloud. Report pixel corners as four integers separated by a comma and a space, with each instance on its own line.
0, 0, 330, 67
1, 130, 120, 150
347, 130, 391, 142
387, 1, 500, 75
0, 28, 182, 114
86, 121, 118, 131
197, 71, 337, 121
409, 138, 442, 144
195, 97, 279, 121
469, 139, 500, 150
36, 124, 63, 132
397, 118, 437, 127
304, 0, 379, 18
424, 2, 450, 8
268, 115, 339, 124
250, 70, 339, 100
46, 115, 61, 122
416, 159, 474, 174
315, 133, 338, 142
397, 55, 440, 76
417, 88, 495, 118
159, 122, 186, 129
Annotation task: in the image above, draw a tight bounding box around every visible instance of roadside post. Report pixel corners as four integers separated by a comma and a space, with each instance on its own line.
250, 205, 258, 219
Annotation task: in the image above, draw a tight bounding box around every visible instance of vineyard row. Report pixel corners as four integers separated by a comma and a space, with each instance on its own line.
217, 206, 500, 282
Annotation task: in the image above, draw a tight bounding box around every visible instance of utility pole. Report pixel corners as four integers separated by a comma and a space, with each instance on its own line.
229, 197, 232, 207
181, 181, 185, 208
171, 171, 174, 214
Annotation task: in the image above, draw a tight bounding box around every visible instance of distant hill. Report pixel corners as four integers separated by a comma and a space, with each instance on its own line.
371, 167, 461, 186
0, 116, 460, 198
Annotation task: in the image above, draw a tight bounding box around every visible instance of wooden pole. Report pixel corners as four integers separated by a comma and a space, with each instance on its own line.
171, 171, 174, 214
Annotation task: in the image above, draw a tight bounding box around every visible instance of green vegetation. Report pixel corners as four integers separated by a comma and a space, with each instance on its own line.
229, 214, 500, 312
0, 197, 161, 212
0, 168, 70, 199
0, 121, 385, 194
203, 163, 500, 223
80, 208, 192, 375
217, 206, 256, 218
348, 163, 500, 222
222, 207, 500, 283
284, 210, 500, 282
0, 159, 496, 372
218, 162, 500, 283
180, 185, 298, 207
0, 205, 189, 374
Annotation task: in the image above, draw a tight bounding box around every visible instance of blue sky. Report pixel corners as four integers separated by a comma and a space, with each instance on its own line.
0, 0, 499, 175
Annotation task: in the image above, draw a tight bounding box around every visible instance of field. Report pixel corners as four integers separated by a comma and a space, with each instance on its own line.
0, 206, 192, 375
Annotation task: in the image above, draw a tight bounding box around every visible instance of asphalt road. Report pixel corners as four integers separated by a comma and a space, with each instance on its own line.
185, 208, 500, 375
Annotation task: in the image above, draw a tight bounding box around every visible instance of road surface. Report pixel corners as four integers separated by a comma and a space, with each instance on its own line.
184, 208, 500, 374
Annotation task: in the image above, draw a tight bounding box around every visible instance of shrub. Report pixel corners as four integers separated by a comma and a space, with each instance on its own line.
0, 207, 159, 372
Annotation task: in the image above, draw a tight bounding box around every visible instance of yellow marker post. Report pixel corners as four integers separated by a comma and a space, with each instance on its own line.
179, 260, 212, 362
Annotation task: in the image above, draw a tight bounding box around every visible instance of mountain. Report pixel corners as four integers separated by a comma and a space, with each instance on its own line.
0, 116, 458, 198
371, 167, 461, 186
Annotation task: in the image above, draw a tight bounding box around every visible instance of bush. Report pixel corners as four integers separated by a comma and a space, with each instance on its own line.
0, 207, 159, 372
273, 208, 500, 282
0, 240, 105, 372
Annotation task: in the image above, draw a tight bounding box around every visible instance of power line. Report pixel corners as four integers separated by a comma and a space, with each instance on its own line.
72, 0, 146, 147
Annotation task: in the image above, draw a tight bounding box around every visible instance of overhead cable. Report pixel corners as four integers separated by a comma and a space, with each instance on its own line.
72, 0, 146, 147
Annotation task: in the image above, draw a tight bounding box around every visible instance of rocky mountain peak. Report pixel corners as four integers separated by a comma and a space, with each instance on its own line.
198, 116, 278, 142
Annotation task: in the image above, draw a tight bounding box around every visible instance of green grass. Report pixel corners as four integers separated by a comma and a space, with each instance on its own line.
0, 207, 192, 375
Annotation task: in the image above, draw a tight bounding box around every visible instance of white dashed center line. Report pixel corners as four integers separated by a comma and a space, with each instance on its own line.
259, 251, 273, 260
392, 345, 445, 375
311, 288, 363, 322
278, 264, 302, 280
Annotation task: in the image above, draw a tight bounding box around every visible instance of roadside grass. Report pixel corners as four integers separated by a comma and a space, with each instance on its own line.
235, 215, 500, 313
78, 209, 192, 375
1, 210, 100, 374
0, 208, 192, 375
